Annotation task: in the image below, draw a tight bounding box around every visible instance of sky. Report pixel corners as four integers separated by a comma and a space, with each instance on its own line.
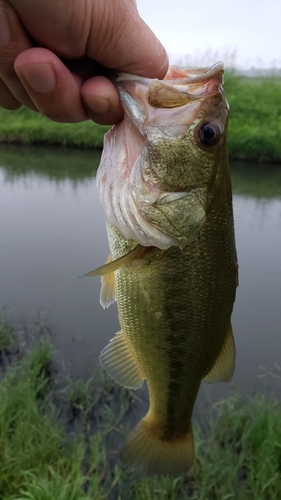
137, 0, 281, 69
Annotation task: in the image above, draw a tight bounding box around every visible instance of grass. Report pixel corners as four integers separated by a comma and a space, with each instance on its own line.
0, 73, 281, 162
0, 107, 108, 149
0, 318, 280, 499
225, 73, 281, 163
194, 396, 281, 500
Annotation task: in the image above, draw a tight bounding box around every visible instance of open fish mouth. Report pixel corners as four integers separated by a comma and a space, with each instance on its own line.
114, 61, 225, 112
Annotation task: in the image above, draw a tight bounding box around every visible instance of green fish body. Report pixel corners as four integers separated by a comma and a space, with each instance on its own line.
91, 63, 237, 475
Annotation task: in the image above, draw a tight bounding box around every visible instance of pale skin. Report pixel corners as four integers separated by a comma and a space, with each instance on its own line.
0, 0, 168, 124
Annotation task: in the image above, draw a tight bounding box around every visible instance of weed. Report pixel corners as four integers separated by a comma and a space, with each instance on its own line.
0, 322, 280, 499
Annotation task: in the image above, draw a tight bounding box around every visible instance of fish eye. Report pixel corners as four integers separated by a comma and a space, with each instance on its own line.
198, 122, 221, 147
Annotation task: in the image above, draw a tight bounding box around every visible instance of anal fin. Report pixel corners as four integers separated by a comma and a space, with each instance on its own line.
203, 324, 235, 383
99, 330, 144, 389
100, 254, 116, 308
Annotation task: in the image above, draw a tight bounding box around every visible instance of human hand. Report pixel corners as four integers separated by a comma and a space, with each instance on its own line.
0, 0, 168, 124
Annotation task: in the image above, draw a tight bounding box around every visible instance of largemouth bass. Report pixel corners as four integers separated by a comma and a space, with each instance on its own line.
89, 63, 238, 476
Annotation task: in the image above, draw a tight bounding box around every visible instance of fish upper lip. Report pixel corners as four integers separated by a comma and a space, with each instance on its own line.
163, 61, 224, 85
112, 61, 224, 86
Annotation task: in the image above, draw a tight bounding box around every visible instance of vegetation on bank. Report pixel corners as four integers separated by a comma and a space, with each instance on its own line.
0, 318, 281, 499
225, 74, 281, 162
0, 73, 280, 163
0, 107, 108, 149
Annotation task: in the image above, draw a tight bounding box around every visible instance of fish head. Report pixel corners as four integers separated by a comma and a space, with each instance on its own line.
97, 63, 230, 250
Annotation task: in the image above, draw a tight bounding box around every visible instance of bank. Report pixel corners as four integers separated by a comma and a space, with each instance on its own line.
0, 73, 281, 163
0, 318, 280, 499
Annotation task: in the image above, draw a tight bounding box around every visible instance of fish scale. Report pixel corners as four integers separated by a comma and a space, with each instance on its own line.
89, 63, 237, 476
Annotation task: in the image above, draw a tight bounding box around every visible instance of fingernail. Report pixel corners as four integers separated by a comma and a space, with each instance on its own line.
84, 94, 111, 114
0, 5, 11, 45
20, 64, 56, 93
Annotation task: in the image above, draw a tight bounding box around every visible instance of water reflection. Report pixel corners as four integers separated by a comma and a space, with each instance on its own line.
0, 145, 280, 400
0, 144, 100, 183
231, 161, 281, 198
0, 145, 114, 376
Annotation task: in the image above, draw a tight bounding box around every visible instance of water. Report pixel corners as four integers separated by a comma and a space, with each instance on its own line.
0, 145, 281, 402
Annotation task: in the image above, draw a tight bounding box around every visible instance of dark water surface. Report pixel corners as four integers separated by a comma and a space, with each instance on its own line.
0, 145, 281, 404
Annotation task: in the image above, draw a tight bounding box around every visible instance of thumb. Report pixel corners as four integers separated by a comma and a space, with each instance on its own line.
86, 0, 168, 79
7, 0, 168, 79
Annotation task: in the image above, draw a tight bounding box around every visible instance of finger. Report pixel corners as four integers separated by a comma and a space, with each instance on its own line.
0, 0, 37, 110
6, 0, 90, 57
14, 48, 89, 123
87, 0, 169, 79
0, 77, 21, 109
81, 76, 123, 125
7, 0, 168, 80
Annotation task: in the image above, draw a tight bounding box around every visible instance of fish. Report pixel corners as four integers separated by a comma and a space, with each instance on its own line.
87, 62, 238, 476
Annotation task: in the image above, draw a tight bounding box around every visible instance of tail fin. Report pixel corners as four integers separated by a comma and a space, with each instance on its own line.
120, 416, 194, 476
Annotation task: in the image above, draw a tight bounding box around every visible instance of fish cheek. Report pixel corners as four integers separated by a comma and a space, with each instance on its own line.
143, 132, 215, 191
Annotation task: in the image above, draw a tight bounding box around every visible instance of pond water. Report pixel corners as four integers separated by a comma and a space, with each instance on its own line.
0, 145, 281, 405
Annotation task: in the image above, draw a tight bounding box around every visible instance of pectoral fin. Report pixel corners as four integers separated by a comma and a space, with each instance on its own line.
100, 254, 116, 308
99, 330, 144, 389
203, 324, 235, 383
83, 244, 147, 277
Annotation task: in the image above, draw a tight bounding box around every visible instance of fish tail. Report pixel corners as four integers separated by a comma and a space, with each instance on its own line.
120, 415, 194, 476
